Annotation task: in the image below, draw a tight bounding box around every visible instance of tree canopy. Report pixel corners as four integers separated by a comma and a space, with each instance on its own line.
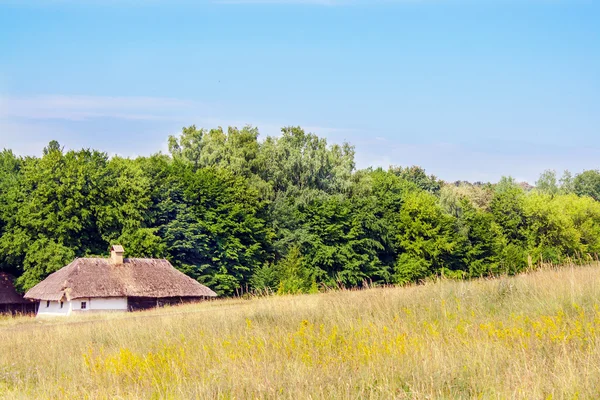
2, 126, 600, 295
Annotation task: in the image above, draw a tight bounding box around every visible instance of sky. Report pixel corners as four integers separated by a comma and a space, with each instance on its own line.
0, 0, 599, 183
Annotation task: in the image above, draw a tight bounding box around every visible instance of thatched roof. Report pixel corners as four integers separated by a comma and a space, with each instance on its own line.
0, 273, 30, 305
24, 258, 218, 301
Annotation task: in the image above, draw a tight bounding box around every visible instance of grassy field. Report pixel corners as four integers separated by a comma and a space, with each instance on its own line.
3, 265, 600, 399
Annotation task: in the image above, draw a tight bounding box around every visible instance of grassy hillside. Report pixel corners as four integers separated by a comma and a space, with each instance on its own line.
3, 265, 600, 399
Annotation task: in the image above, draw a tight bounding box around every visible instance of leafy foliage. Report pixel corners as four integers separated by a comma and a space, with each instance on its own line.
574, 170, 600, 201
2, 131, 600, 295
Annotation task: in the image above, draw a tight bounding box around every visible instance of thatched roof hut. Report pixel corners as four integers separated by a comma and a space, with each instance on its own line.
25, 257, 217, 302
0, 273, 36, 314
0, 273, 28, 305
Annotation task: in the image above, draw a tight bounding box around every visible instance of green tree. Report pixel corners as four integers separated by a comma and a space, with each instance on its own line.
559, 170, 575, 194
458, 199, 504, 277
0, 144, 112, 289
555, 194, 600, 257
160, 166, 272, 295
490, 177, 528, 271
269, 187, 389, 288
0, 150, 23, 275
522, 193, 581, 264
257, 127, 355, 194
393, 191, 462, 284
574, 170, 600, 201
95, 156, 153, 244
491, 177, 526, 244
389, 165, 442, 195
168, 125, 205, 169
276, 246, 317, 294
15, 239, 75, 291
42, 140, 63, 156
536, 169, 558, 196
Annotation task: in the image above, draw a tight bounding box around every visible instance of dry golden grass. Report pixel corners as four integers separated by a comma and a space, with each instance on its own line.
3, 264, 600, 399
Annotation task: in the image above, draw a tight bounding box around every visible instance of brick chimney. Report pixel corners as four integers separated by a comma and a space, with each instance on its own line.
110, 245, 124, 265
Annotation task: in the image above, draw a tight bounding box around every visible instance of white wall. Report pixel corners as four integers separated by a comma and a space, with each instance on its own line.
36, 297, 128, 316
36, 300, 70, 316
74, 297, 128, 312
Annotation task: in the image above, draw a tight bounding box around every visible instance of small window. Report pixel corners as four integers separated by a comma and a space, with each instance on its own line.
81, 301, 87, 310
60, 301, 63, 309
46, 301, 50, 308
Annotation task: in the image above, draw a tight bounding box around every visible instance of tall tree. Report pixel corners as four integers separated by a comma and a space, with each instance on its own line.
257, 127, 355, 194
393, 190, 462, 283
536, 169, 559, 196
574, 170, 600, 201
161, 166, 273, 295
389, 165, 442, 195
559, 170, 575, 194
0, 144, 111, 289
491, 177, 527, 244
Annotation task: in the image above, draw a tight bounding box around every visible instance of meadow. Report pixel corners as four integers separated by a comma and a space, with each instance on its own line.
2, 264, 600, 399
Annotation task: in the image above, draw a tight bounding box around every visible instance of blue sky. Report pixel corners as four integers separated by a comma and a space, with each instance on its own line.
0, 0, 598, 183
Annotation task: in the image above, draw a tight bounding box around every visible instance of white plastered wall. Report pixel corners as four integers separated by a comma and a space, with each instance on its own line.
36, 297, 128, 316
73, 297, 128, 312
36, 300, 70, 316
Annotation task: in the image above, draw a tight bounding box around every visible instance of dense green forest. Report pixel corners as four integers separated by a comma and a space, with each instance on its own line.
2, 126, 600, 295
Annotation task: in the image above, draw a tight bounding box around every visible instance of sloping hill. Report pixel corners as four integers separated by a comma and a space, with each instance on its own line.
2, 264, 600, 398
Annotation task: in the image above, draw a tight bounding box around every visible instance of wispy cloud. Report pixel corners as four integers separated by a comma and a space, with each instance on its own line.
0, 94, 347, 135
0, 93, 349, 160
0, 94, 205, 122
1, 93, 593, 183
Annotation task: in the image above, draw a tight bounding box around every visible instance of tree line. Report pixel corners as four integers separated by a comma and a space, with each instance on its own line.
2, 126, 600, 295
